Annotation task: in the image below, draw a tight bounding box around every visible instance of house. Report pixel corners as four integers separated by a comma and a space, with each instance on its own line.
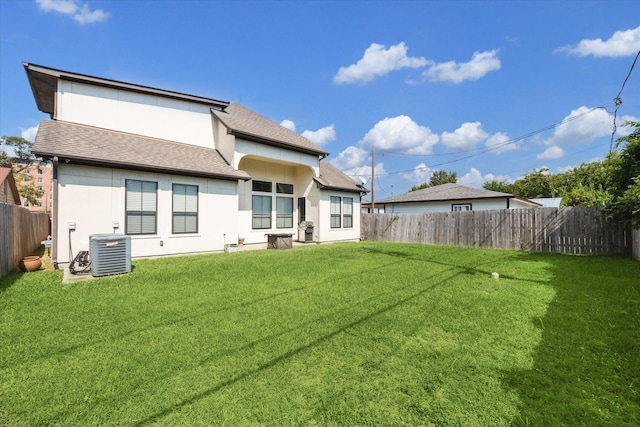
530, 197, 562, 208
0, 167, 21, 205
17, 165, 54, 212
24, 63, 365, 268
363, 183, 540, 213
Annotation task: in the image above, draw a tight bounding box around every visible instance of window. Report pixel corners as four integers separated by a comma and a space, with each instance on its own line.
276, 197, 293, 228
343, 197, 353, 228
173, 184, 198, 234
452, 204, 472, 212
330, 196, 341, 228
38, 177, 43, 183
252, 180, 272, 193
298, 198, 306, 224
38, 169, 43, 175
251, 180, 295, 230
252, 195, 272, 229
276, 183, 293, 194
126, 179, 157, 235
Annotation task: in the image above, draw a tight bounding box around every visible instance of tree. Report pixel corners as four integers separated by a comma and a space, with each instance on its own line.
483, 179, 513, 193
409, 182, 429, 192
510, 168, 553, 199
409, 170, 457, 192
1, 135, 45, 205
429, 170, 457, 186
608, 121, 640, 227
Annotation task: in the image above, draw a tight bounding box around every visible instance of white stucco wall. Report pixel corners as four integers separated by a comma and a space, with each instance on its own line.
55, 164, 238, 265
236, 157, 317, 244
235, 139, 320, 174
56, 81, 215, 148
317, 190, 361, 243
380, 198, 511, 213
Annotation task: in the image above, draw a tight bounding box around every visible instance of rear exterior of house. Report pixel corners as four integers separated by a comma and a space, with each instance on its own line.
25, 63, 364, 267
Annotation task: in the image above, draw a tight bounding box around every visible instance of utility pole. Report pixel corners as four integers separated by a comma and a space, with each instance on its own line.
371, 143, 375, 214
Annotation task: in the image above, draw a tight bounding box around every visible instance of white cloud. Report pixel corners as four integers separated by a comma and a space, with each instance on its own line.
458, 168, 511, 189
537, 146, 564, 160
333, 42, 428, 84
302, 124, 336, 146
441, 121, 488, 151
280, 119, 296, 132
423, 49, 501, 84
362, 115, 439, 155
400, 163, 431, 182
331, 146, 368, 170
21, 125, 39, 142
543, 106, 638, 147
558, 26, 640, 57
484, 132, 519, 154
36, 0, 109, 24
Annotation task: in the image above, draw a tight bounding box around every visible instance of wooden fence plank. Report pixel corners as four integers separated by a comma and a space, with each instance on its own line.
360, 207, 631, 256
0, 203, 50, 278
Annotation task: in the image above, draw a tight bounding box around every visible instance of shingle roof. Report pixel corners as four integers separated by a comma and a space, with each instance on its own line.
374, 183, 515, 204
0, 167, 21, 205
212, 103, 329, 157
315, 161, 366, 194
32, 120, 250, 181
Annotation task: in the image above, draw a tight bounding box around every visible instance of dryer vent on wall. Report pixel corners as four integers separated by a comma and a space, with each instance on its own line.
90, 234, 131, 277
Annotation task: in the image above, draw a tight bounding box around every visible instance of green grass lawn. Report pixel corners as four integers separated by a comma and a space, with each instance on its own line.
1, 242, 639, 426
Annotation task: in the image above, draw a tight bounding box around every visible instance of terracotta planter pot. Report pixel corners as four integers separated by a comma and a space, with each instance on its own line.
19, 256, 42, 272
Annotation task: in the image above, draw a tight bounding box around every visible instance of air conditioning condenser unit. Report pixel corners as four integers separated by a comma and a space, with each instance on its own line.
90, 234, 131, 277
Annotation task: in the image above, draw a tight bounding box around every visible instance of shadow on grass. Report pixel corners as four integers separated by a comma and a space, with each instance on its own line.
129, 262, 466, 427
505, 255, 640, 425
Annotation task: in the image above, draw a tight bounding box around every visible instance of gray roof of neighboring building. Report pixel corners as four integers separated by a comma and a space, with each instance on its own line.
315, 161, 367, 194
212, 103, 328, 157
32, 120, 250, 181
0, 167, 21, 205
372, 183, 520, 204
530, 198, 562, 208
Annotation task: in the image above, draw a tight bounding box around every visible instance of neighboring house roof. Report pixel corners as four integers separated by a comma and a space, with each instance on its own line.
530, 197, 562, 208
212, 103, 328, 157
0, 167, 21, 205
315, 161, 367, 194
23, 62, 229, 116
370, 183, 539, 206
32, 120, 250, 181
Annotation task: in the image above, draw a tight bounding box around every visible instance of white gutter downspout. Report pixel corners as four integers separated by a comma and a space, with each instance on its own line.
52, 156, 59, 269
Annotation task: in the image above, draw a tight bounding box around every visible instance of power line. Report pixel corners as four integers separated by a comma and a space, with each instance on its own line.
609, 49, 640, 153
347, 105, 607, 178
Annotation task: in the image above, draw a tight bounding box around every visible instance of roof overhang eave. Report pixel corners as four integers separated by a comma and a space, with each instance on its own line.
230, 130, 329, 158
33, 151, 250, 182
23, 62, 230, 116
313, 178, 365, 194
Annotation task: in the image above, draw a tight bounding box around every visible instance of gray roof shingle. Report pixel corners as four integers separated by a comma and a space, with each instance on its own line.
32, 120, 250, 181
212, 103, 329, 157
315, 161, 366, 194
374, 183, 514, 204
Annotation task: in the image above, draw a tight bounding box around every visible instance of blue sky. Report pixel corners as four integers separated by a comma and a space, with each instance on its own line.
1, 0, 639, 198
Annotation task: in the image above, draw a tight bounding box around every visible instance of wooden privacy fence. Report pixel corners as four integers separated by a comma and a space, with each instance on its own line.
0, 203, 50, 278
361, 207, 632, 256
